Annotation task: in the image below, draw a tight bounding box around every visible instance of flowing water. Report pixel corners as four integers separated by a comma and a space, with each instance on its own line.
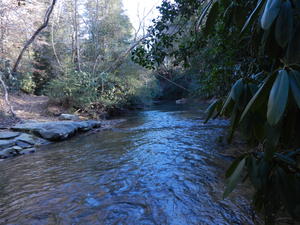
0, 104, 256, 225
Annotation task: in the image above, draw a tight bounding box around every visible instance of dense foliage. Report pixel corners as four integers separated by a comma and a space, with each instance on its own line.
45, 64, 160, 114
0, 0, 161, 115
132, 0, 300, 223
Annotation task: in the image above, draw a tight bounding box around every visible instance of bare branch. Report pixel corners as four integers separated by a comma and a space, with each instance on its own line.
105, 34, 150, 73
51, 17, 62, 68
12, 0, 57, 73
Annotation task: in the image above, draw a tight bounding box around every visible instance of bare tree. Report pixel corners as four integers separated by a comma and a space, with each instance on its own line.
51, 18, 62, 68
73, 0, 81, 71
0, 71, 16, 117
12, 0, 57, 72
103, 2, 158, 73
104, 34, 150, 73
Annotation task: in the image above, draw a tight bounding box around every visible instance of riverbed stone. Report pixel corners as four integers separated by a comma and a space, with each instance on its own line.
15, 133, 50, 146
0, 131, 20, 139
15, 141, 33, 148
77, 121, 102, 131
0, 147, 18, 158
11, 146, 23, 151
59, 114, 80, 120
176, 98, 188, 104
0, 119, 108, 161
0, 140, 15, 150
0, 149, 12, 158
12, 121, 102, 141
19, 148, 36, 155
0, 146, 37, 158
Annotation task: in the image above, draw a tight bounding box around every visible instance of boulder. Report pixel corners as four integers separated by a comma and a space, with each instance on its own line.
12, 121, 78, 141
176, 98, 188, 104
0, 131, 20, 139
12, 121, 102, 141
59, 114, 80, 121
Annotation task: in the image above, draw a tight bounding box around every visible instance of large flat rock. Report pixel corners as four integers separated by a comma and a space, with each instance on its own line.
12, 121, 101, 141
59, 114, 80, 120
0, 139, 15, 150
0, 132, 49, 151
0, 132, 50, 158
0, 131, 20, 139
15, 133, 50, 146
0, 120, 102, 159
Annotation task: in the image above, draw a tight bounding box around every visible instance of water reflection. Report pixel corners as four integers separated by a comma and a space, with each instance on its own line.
0, 104, 255, 224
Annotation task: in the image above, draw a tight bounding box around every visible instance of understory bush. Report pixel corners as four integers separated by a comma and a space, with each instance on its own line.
45, 69, 100, 108
19, 72, 36, 94
45, 67, 160, 112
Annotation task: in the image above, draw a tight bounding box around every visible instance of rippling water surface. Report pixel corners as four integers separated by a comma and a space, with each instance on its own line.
0, 104, 255, 225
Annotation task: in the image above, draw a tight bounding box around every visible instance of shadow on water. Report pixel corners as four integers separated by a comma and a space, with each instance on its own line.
0, 103, 256, 225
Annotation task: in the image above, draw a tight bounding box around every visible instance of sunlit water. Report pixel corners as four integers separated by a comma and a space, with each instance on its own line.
0, 104, 255, 225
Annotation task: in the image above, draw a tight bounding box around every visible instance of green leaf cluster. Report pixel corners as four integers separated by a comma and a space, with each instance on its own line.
204, 0, 300, 222
132, 0, 300, 222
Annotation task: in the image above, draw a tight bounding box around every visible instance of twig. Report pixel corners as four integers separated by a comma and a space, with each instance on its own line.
156, 73, 190, 92
105, 34, 150, 73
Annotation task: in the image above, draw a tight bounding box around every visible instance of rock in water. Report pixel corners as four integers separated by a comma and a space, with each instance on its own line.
0, 148, 16, 158
176, 98, 188, 104
0, 131, 20, 139
59, 114, 80, 121
15, 141, 33, 148
19, 148, 36, 155
15, 133, 50, 146
0, 140, 15, 150
12, 121, 101, 141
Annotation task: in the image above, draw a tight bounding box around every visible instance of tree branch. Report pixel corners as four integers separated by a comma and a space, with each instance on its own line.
156, 73, 190, 92
105, 34, 150, 73
12, 0, 57, 73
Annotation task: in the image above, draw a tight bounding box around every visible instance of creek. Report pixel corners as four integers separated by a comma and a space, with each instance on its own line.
0, 103, 255, 225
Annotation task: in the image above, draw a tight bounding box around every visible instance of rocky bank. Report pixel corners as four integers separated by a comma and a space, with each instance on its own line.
0, 119, 121, 160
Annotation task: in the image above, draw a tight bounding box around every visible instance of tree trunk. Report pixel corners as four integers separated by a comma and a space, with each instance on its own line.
0, 72, 16, 117
12, 0, 57, 73
0, 12, 4, 54
73, 0, 81, 72
51, 19, 62, 68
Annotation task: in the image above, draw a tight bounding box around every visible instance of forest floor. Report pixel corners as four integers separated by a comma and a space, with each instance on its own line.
0, 93, 70, 128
